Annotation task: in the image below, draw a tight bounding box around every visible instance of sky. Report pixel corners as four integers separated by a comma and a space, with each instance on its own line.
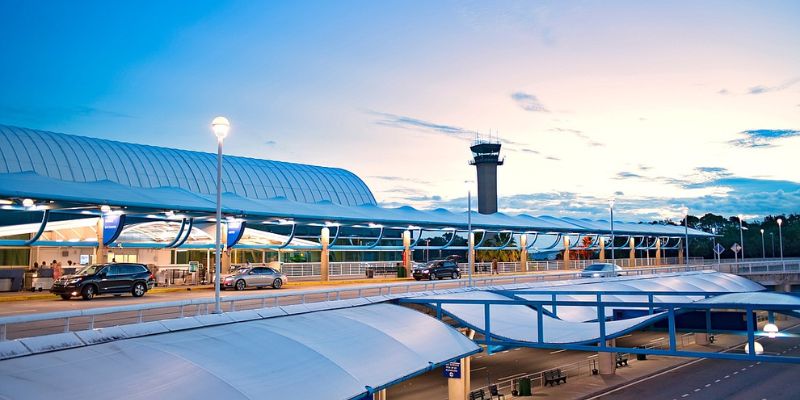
1, 0, 798, 222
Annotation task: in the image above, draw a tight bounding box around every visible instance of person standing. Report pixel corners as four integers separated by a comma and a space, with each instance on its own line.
492, 259, 499, 275
54, 260, 63, 280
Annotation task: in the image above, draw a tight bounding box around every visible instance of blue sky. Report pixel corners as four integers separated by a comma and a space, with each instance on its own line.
1, 1, 798, 222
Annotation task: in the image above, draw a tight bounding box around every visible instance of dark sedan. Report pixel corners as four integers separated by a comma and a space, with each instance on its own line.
412, 260, 461, 281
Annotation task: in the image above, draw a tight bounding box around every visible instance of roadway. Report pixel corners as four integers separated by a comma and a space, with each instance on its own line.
389, 330, 676, 400
590, 325, 800, 400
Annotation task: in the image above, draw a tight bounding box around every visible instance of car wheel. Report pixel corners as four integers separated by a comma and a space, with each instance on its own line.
428, 273, 435, 281
81, 285, 96, 300
451, 272, 459, 279
132, 282, 146, 297
272, 278, 283, 289
414, 277, 421, 281
235, 279, 246, 291
60, 294, 71, 300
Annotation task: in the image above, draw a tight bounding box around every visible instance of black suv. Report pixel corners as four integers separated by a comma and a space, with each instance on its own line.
51, 263, 155, 300
412, 260, 461, 281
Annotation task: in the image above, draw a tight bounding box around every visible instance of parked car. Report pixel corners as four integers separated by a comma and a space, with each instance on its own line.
50, 263, 155, 300
579, 263, 623, 278
222, 266, 287, 290
412, 260, 461, 281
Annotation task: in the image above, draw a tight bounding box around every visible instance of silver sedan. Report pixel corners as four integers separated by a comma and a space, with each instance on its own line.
222, 266, 287, 290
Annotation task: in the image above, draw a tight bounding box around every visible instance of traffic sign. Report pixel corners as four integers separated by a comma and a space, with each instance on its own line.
713, 243, 724, 255
443, 361, 461, 379
731, 243, 741, 253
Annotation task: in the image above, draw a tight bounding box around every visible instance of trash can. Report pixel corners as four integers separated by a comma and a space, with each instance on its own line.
396, 265, 407, 278
636, 346, 647, 360
366, 268, 374, 278
0, 278, 12, 292
23, 272, 35, 291
517, 377, 532, 396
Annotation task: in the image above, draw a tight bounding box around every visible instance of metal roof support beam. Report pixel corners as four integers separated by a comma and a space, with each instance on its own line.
277, 223, 297, 250
172, 218, 195, 248
365, 226, 385, 249
23, 209, 50, 246
164, 218, 188, 248
327, 225, 341, 250
525, 232, 540, 250
568, 234, 584, 250
538, 233, 564, 251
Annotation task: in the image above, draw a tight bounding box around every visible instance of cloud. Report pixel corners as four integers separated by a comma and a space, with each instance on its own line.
718, 89, 730, 95
264, 140, 277, 146
747, 77, 800, 95
548, 128, 604, 147
368, 175, 432, 185
0, 104, 134, 120
511, 92, 548, 112
728, 129, 800, 148
616, 171, 643, 179
367, 110, 473, 141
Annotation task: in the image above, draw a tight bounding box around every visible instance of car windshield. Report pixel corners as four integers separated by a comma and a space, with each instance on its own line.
583, 264, 609, 271
76, 265, 104, 276
425, 262, 442, 268
235, 267, 251, 275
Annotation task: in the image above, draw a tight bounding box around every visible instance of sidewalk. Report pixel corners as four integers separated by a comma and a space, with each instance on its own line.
504, 333, 747, 399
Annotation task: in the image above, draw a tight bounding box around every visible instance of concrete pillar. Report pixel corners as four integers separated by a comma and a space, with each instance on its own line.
402, 230, 412, 277
373, 389, 387, 400
95, 218, 107, 264
599, 237, 605, 261
598, 339, 616, 375
221, 223, 231, 275
678, 240, 684, 265
448, 329, 474, 400
562, 236, 570, 269
320, 227, 330, 281
655, 238, 661, 266
519, 234, 528, 272
629, 237, 636, 268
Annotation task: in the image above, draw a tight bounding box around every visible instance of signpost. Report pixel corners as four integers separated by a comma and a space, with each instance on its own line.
731, 243, 741, 263
443, 361, 461, 379
713, 243, 724, 265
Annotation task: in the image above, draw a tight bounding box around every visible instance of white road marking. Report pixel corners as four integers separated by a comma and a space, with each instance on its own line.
681, 394, 690, 398
705, 384, 711, 387
741, 368, 747, 371
749, 364, 754, 368
733, 371, 739, 375
694, 388, 701, 392
550, 349, 566, 354
724, 375, 730, 379
715, 379, 720, 383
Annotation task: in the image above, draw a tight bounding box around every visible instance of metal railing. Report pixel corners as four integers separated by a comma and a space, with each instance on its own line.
280, 261, 399, 278
711, 260, 800, 275
0, 265, 707, 342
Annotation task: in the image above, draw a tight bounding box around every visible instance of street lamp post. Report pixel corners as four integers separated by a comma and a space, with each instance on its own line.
777, 218, 784, 269
466, 181, 474, 286
738, 214, 745, 261
711, 227, 718, 265
609, 198, 615, 264
760, 229, 765, 259
681, 205, 689, 266
425, 239, 430, 261
211, 116, 230, 314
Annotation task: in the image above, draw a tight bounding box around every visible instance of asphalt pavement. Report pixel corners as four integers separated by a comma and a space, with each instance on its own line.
589, 325, 800, 400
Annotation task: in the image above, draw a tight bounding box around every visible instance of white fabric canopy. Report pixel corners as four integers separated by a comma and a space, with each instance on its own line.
0, 303, 479, 400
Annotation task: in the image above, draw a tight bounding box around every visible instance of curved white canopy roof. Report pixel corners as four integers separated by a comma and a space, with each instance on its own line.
0, 303, 479, 400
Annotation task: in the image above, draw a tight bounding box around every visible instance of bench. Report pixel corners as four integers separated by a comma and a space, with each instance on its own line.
469, 389, 486, 400
543, 368, 567, 386
616, 353, 629, 367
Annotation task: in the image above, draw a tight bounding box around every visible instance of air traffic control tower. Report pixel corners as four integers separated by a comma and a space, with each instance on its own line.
469, 140, 504, 214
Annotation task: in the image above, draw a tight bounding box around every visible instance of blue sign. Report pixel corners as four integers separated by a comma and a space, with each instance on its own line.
226, 220, 246, 248
443, 361, 461, 379
102, 213, 126, 245
713, 243, 724, 255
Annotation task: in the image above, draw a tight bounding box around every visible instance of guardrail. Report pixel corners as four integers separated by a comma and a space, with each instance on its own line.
0, 264, 708, 342
711, 260, 800, 275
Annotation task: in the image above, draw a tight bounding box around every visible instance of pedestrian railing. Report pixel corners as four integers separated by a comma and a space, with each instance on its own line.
0, 265, 709, 342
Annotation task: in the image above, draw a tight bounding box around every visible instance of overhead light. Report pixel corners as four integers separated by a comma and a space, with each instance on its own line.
165, 211, 176, 218
367, 223, 383, 228
100, 205, 111, 213
277, 219, 294, 225
326, 221, 341, 227
80, 210, 94, 215
763, 323, 779, 339
145, 214, 160, 219
22, 198, 34, 208
0, 199, 12, 205
744, 342, 764, 355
